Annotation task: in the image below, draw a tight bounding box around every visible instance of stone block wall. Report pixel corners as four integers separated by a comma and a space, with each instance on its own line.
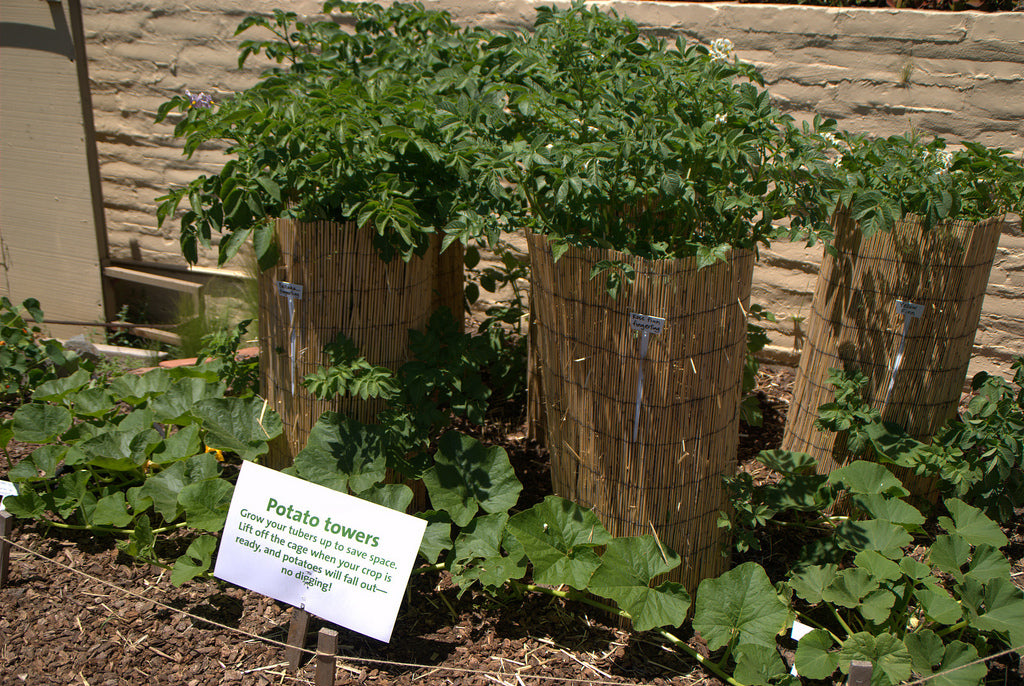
80, 0, 1024, 375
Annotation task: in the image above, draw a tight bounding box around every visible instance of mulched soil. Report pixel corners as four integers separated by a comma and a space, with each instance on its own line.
2, 366, 1022, 686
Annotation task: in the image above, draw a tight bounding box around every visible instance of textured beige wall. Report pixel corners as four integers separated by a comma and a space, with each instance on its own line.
81, 1, 1024, 375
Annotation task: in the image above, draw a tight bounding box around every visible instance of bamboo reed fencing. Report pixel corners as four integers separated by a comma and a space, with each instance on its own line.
258, 219, 435, 470
782, 211, 1005, 498
528, 232, 753, 593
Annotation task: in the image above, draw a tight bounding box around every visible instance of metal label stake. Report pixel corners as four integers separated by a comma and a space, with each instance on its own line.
629, 313, 666, 442
277, 281, 304, 395
883, 299, 924, 407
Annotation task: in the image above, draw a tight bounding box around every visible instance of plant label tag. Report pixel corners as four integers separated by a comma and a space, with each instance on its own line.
629, 312, 666, 335
628, 313, 665, 441
896, 300, 924, 319
276, 281, 304, 395
0, 480, 18, 511
214, 461, 427, 643
276, 281, 304, 300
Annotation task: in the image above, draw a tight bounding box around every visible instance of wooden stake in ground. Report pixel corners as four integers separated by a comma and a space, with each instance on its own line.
782, 211, 1005, 499
315, 628, 338, 686
286, 607, 311, 673
0, 511, 13, 588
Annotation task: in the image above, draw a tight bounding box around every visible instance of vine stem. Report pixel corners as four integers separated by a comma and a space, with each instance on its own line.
517, 582, 748, 686
42, 520, 188, 536
828, 602, 855, 637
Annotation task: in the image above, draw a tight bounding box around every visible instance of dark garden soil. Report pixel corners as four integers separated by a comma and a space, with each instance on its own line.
2, 366, 1022, 686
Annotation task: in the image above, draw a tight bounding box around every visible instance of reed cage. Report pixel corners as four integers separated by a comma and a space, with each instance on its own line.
258, 218, 450, 470
528, 233, 754, 593
782, 211, 1005, 499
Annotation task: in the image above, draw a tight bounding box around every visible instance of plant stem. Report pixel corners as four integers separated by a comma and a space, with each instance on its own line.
40, 520, 187, 536
828, 603, 855, 637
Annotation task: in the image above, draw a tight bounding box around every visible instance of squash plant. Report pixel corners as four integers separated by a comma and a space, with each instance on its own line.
155, 2, 504, 268
475, 2, 834, 264
2, 365, 283, 585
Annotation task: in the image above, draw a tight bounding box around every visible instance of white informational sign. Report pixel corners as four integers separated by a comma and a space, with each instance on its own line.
0, 480, 18, 511
628, 312, 667, 441
276, 281, 304, 395
214, 461, 427, 643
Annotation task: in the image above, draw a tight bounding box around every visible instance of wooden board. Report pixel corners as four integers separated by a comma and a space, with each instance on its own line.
0, 0, 108, 337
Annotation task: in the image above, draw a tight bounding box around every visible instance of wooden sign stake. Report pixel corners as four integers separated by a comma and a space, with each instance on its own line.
285, 606, 310, 673
0, 511, 13, 588
314, 627, 338, 686
847, 660, 873, 686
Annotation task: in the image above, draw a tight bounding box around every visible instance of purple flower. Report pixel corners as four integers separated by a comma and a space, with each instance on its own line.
185, 89, 214, 109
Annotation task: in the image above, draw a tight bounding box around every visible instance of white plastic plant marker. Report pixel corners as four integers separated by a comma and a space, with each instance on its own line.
0, 480, 18, 511
883, 300, 925, 407
276, 281, 304, 395
789, 620, 814, 675
214, 461, 427, 643
629, 313, 666, 442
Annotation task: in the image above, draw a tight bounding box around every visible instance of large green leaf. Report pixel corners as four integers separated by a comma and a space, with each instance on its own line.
854, 550, 903, 582
835, 519, 913, 558
788, 564, 837, 605
693, 562, 789, 651
828, 462, 908, 497
7, 444, 65, 482
859, 588, 897, 625
92, 491, 133, 528
32, 369, 91, 403
906, 632, 986, 686
795, 629, 839, 680
355, 483, 413, 513
151, 376, 224, 423
930, 534, 970, 581
291, 413, 387, 494
12, 403, 72, 443
140, 461, 188, 522
178, 477, 234, 532
965, 545, 1011, 584
969, 577, 1024, 648
78, 428, 158, 471
822, 568, 879, 608
109, 368, 171, 405
506, 496, 612, 590
851, 493, 925, 530
193, 396, 282, 461
838, 632, 911, 686
151, 424, 202, 465
171, 534, 217, 586
937, 499, 1007, 548
447, 512, 526, 595
914, 581, 963, 625
70, 387, 116, 418
416, 510, 453, 564
117, 514, 156, 562
587, 536, 690, 631
422, 432, 522, 527
733, 644, 788, 686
